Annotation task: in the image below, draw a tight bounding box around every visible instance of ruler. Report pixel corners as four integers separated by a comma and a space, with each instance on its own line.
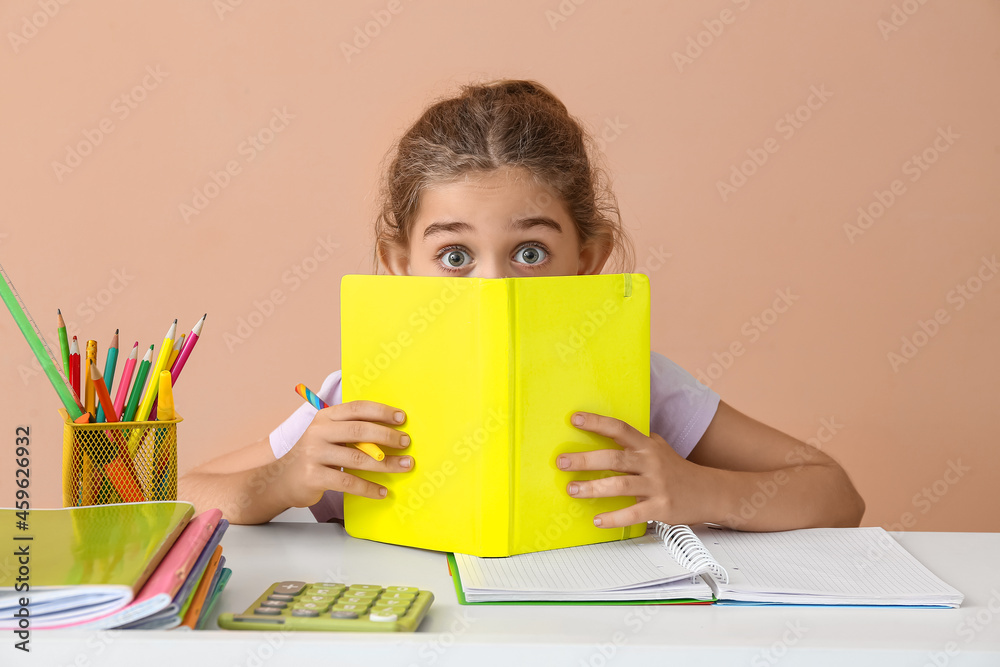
0, 261, 84, 420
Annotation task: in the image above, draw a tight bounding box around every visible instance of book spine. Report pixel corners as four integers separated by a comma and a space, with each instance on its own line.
476, 279, 512, 556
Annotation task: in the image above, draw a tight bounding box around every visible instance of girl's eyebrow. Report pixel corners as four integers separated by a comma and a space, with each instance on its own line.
422, 217, 563, 240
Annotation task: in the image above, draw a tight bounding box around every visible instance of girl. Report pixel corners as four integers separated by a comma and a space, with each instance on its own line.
179, 80, 865, 530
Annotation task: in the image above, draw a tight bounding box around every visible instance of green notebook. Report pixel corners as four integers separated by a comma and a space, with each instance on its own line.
0, 501, 194, 628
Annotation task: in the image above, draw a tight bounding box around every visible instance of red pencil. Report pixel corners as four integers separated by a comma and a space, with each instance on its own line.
69, 336, 80, 396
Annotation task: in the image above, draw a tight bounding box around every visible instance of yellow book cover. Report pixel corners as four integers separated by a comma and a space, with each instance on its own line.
341, 274, 649, 556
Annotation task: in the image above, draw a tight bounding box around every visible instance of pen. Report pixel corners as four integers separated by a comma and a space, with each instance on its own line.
294, 383, 385, 461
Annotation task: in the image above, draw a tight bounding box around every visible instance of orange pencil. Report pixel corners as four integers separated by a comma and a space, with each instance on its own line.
89, 360, 119, 423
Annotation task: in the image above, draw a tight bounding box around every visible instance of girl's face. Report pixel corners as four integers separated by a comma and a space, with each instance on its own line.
382, 168, 610, 279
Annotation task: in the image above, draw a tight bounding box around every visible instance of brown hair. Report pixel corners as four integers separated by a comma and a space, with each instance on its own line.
372, 79, 634, 273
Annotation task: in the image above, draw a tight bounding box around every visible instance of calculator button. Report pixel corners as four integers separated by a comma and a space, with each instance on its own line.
346, 584, 382, 591
291, 608, 320, 617
379, 592, 417, 602
273, 581, 307, 596
302, 595, 338, 604
268, 593, 295, 602
343, 590, 378, 599
314, 582, 345, 588
340, 596, 375, 605
371, 604, 410, 616
330, 610, 359, 619
332, 602, 370, 613
260, 600, 287, 609
309, 586, 346, 596
293, 601, 331, 612
369, 611, 398, 622
253, 607, 283, 615
384, 586, 418, 594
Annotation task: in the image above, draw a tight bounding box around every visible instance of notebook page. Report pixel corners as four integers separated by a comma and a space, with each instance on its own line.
693, 525, 962, 602
454, 534, 695, 593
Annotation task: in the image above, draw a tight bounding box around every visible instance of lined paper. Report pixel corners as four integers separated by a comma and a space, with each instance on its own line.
454, 533, 694, 593
694, 525, 963, 605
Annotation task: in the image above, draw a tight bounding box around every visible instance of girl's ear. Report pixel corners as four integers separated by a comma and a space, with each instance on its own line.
577, 237, 613, 275
378, 240, 410, 276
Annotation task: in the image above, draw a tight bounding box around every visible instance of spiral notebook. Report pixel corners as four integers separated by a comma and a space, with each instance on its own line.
450, 523, 964, 607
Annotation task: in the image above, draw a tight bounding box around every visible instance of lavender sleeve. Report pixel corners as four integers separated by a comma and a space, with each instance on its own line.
268, 371, 345, 523
649, 351, 721, 458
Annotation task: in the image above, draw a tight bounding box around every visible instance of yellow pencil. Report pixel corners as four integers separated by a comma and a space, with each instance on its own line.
167, 333, 184, 370
84, 340, 97, 416
134, 319, 176, 423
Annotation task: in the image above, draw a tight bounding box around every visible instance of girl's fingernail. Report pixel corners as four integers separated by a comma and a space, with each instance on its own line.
379, 488, 388, 497
557, 456, 569, 470
594, 517, 602, 527
394, 411, 405, 423
571, 413, 584, 427
400, 434, 411, 447
568, 483, 579, 495
400, 457, 412, 469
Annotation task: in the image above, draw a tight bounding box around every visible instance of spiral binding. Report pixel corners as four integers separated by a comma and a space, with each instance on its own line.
652, 522, 729, 584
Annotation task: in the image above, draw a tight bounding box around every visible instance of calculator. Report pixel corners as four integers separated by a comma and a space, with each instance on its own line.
217, 581, 434, 632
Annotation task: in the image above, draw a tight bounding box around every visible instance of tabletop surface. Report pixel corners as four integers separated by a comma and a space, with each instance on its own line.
7, 519, 1000, 666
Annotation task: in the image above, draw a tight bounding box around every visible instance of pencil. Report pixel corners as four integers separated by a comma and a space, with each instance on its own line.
90, 359, 119, 423
113, 342, 139, 420
69, 336, 80, 396
171, 313, 205, 383
57, 309, 70, 375
151, 314, 204, 419
294, 383, 385, 461
122, 345, 153, 422
95, 329, 119, 423
84, 339, 97, 417
168, 334, 184, 370
150, 333, 184, 420
134, 319, 176, 423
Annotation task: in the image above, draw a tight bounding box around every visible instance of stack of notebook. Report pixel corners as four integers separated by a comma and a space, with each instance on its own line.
0, 501, 230, 629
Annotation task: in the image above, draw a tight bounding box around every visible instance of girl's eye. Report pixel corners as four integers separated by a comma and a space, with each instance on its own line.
441, 248, 471, 269
514, 245, 547, 265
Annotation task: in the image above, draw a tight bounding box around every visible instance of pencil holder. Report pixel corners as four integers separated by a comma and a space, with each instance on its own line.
59, 409, 180, 507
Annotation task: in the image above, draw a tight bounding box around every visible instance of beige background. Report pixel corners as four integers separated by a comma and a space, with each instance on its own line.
1, 1, 997, 531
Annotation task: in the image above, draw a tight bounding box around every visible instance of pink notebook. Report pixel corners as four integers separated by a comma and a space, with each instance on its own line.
69, 509, 223, 630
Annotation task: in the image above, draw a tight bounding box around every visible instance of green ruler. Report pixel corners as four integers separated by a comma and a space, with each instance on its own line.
0, 261, 83, 420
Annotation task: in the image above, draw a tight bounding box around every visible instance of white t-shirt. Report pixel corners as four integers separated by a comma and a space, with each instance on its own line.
270, 351, 721, 522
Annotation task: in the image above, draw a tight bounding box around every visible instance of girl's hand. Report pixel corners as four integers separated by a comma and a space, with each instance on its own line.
556, 411, 718, 528
274, 400, 413, 509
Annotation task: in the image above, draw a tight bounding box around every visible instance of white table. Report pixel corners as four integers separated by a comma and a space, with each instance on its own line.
8, 522, 1000, 666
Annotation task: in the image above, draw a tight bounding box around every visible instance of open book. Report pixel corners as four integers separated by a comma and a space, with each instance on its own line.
341, 274, 650, 557
450, 523, 965, 607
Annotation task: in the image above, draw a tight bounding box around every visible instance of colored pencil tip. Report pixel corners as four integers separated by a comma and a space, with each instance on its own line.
57, 308, 61, 314
115, 328, 119, 334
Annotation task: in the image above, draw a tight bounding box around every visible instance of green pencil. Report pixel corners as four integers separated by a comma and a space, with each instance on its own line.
122, 345, 154, 422
57, 309, 70, 376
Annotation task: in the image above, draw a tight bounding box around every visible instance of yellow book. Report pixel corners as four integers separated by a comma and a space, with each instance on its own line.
341, 274, 650, 557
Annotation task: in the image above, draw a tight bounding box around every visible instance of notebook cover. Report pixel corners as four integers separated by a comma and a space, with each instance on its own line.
179, 545, 223, 629
0, 501, 194, 629
342, 274, 649, 556
74, 508, 222, 629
